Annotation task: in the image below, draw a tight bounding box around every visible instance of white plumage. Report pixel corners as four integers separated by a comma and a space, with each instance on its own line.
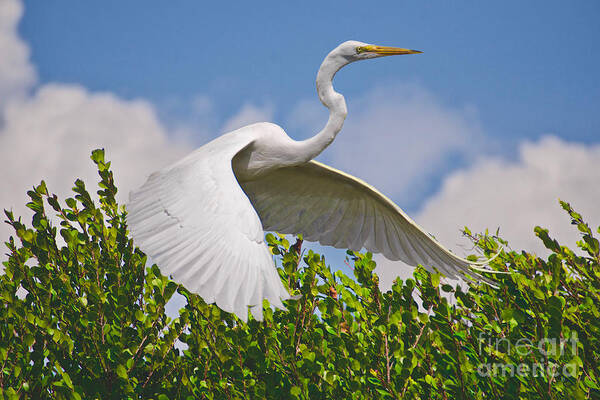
127, 41, 498, 321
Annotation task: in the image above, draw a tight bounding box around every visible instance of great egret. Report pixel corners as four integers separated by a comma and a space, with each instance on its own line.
127, 40, 497, 321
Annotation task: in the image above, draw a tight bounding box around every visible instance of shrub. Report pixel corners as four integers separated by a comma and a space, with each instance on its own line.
0, 150, 598, 399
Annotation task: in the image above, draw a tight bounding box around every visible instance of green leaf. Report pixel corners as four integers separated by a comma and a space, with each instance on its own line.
290, 386, 302, 397
116, 365, 128, 380
65, 198, 77, 209
2, 147, 599, 399
430, 273, 441, 287
23, 334, 35, 347
91, 148, 105, 164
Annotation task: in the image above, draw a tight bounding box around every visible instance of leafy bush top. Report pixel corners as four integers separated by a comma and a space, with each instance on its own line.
1, 150, 598, 399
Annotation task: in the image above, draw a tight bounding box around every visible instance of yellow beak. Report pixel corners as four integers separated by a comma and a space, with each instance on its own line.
357, 45, 422, 55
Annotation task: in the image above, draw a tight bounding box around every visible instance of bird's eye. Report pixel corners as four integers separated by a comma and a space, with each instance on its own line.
356, 46, 367, 54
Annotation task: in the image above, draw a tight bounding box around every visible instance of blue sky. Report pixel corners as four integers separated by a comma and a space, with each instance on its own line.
1, 0, 599, 289
21, 0, 600, 146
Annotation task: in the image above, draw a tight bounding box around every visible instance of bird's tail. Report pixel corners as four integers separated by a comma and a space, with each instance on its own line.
468, 245, 511, 274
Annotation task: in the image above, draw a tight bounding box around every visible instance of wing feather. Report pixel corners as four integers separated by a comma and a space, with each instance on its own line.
239, 160, 491, 281
349, 198, 367, 251
127, 128, 290, 321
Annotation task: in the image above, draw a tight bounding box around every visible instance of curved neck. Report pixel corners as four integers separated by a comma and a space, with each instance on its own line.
295, 54, 348, 161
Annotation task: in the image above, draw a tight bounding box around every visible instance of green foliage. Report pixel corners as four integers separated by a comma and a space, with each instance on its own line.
1, 150, 599, 399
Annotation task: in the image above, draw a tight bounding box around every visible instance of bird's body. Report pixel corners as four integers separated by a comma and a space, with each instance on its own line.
232, 122, 308, 181
128, 41, 497, 321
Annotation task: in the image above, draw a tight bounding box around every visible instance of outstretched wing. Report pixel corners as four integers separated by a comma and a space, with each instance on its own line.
127, 128, 289, 321
239, 160, 487, 282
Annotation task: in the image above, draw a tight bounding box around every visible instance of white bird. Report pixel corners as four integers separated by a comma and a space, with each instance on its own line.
127, 40, 498, 322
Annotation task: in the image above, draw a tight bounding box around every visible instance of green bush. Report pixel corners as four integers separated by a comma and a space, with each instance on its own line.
1, 150, 598, 399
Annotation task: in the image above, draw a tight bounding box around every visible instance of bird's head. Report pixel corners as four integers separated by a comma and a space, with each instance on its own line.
329, 40, 422, 65
316, 40, 422, 117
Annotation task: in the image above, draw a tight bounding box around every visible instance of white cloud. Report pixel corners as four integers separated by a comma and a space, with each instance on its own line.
418, 136, 600, 254
221, 103, 274, 133
376, 136, 600, 290
0, 1, 194, 254
0, 83, 191, 244
286, 98, 326, 137
292, 83, 486, 205
0, 0, 36, 108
